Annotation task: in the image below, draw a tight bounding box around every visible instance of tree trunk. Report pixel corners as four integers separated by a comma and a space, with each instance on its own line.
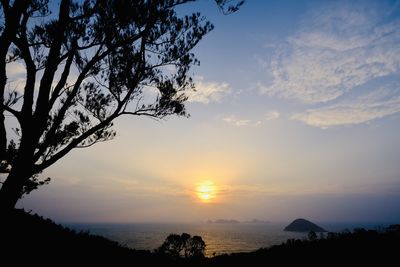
0, 169, 30, 212
0, 49, 9, 160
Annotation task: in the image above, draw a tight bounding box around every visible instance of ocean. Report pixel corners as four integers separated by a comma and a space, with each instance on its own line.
65, 223, 384, 257
66, 222, 387, 257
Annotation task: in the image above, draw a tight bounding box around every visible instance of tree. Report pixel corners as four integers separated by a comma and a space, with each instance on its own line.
0, 0, 243, 211
307, 231, 317, 241
157, 233, 206, 258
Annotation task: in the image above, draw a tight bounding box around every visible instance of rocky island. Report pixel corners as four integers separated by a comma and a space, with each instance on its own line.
284, 218, 326, 232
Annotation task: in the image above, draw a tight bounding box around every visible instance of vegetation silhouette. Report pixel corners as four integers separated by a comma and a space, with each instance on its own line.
1, 209, 399, 266
307, 230, 318, 241
157, 233, 206, 259
0, 0, 243, 212
210, 225, 400, 266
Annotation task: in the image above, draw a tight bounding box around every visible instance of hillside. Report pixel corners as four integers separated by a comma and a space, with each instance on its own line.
1, 210, 399, 266
0, 209, 161, 265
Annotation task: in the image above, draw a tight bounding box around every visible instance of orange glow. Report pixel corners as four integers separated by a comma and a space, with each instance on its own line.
196, 181, 217, 203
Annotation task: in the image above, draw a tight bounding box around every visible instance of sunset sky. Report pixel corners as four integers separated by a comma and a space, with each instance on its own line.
18, 0, 400, 223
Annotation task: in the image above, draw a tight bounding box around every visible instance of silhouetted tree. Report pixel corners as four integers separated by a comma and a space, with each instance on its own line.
0, 0, 243, 211
307, 231, 317, 241
157, 233, 206, 258
319, 232, 325, 239
186, 235, 206, 258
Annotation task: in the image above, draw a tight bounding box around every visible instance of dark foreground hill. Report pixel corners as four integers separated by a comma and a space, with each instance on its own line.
284, 218, 326, 232
1, 209, 399, 266
0, 209, 173, 266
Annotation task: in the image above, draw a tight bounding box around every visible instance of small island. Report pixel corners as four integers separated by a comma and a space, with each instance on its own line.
208, 219, 240, 224
284, 218, 326, 232
246, 219, 271, 224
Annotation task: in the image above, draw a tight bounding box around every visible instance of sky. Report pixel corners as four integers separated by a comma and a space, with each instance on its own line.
15, 0, 400, 223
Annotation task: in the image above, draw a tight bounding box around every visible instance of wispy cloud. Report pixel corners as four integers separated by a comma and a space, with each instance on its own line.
258, 2, 400, 104
264, 110, 280, 121
293, 83, 400, 128
257, 1, 400, 128
186, 76, 231, 104
222, 115, 252, 127
222, 110, 280, 127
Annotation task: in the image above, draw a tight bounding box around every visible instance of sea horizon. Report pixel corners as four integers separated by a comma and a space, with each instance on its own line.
65, 220, 395, 257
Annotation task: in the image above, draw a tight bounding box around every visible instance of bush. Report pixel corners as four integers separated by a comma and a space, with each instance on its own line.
157, 233, 206, 258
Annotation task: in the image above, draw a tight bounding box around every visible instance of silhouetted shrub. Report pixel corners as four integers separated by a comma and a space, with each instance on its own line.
307, 231, 317, 241
157, 233, 206, 258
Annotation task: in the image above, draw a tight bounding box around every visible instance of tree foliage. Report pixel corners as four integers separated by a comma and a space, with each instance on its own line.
157, 233, 206, 258
0, 0, 242, 210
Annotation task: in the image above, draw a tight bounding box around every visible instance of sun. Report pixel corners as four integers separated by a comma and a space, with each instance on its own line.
196, 181, 217, 203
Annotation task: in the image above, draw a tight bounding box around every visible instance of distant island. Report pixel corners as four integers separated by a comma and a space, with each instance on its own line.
284, 218, 326, 232
246, 219, 271, 224
207, 219, 240, 224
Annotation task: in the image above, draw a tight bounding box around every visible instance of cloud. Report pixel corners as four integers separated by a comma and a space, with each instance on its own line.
222, 110, 280, 127
258, 2, 400, 104
4, 62, 27, 93
6, 62, 26, 78
264, 110, 280, 121
186, 76, 231, 104
293, 83, 400, 128
5, 61, 80, 95
222, 116, 251, 127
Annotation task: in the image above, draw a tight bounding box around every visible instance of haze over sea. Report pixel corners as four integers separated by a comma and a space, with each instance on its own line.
67, 221, 390, 257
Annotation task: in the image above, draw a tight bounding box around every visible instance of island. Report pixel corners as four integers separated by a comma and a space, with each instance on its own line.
284, 218, 326, 232
246, 219, 271, 224
207, 219, 240, 224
